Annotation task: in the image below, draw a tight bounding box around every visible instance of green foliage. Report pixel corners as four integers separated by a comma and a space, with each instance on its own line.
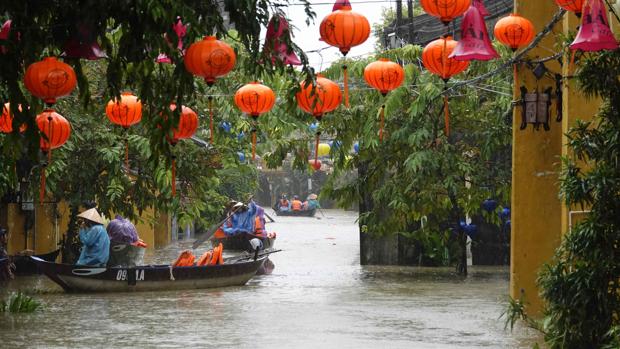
0, 292, 41, 313
536, 50, 620, 348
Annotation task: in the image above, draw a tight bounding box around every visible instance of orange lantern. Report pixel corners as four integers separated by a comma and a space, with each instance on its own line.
234, 82, 276, 161
422, 37, 469, 137
421, 0, 471, 25
364, 58, 405, 141
184, 36, 235, 144
0, 103, 26, 133
167, 103, 198, 197
555, 0, 586, 16
319, 5, 370, 107
24, 57, 77, 105
106, 92, 142, 168
296, 75, 342, 164
494, 13, 534, 102
36, 109, 71, 202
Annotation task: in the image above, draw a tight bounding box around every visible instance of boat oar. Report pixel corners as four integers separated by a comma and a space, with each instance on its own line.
192, 205, 242, 249
264, 212, 276, 223
225, 249, 282, 264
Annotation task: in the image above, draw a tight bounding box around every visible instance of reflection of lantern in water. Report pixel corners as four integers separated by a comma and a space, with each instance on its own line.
234, 82, 276, 161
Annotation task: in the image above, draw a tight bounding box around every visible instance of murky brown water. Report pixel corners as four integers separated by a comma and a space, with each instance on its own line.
0, 209, 539, 348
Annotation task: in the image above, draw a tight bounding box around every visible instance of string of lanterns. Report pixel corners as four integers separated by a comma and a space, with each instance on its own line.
2, 0, 619, 203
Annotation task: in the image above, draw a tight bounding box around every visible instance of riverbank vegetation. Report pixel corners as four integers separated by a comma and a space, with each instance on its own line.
0, 291, 41, 313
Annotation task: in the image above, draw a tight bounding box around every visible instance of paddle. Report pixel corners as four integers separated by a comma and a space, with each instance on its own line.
192, 204, 243, 249
225, 249, 282, 264
264, 211, 276, 223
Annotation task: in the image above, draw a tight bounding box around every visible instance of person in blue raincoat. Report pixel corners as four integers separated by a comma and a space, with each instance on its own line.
76, 208, 110, 267
222, 201, 257, 236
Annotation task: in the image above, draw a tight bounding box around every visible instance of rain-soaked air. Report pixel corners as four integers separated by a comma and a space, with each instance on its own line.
2, 1, 618, 348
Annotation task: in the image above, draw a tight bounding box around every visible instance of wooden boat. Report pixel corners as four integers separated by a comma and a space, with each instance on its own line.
31, 255, 268, 293
272, 206, 316, 217
12, 249, 61, 275
211, 232, 275, 251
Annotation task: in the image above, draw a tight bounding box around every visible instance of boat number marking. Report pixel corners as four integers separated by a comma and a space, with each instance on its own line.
116, 270, 145, 281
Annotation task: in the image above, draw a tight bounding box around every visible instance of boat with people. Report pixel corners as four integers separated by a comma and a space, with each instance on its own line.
12, 249, 61, 275
273, 193, 320, 217
31, 252, 270, 293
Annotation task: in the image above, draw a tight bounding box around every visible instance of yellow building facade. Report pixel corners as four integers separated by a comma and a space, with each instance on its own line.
511, 1, 605, 314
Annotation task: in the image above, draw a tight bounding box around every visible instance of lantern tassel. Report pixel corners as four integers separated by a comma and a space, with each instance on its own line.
252, 130, 257, 161
171, 156, 176, 197
314, 132, 320, 164
444, 95, 450, 137
208, 96, 214, 144
343, 64, 349, 108
379, 105, 385, 142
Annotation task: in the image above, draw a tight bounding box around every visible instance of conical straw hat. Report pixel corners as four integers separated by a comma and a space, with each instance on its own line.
308, 194, 318, 200
77, 208, 105, 225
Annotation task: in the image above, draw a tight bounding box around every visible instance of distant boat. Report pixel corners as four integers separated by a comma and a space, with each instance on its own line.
31, 254, 268, 293
272, 207, 316, 217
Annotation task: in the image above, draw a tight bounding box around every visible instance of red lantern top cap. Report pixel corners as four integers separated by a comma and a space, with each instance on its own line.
205, 36, 216, 41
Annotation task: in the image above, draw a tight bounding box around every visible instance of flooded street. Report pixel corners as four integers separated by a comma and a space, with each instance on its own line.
1, 209, 538, 348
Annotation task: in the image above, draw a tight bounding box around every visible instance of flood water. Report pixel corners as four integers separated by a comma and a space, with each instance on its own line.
1, 209, 539, 348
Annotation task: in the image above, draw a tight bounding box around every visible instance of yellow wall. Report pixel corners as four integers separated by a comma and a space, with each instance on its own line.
511, 1, 604, 315
0, 202, 171, 258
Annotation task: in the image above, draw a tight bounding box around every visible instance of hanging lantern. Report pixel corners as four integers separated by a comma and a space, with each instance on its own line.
297, 75, 342, 165
234, 82, 276, 161
450, 5, 499, 61
156, 17, 187, 64
184, 36, 236, 85
24, 57, 77, 105
184, 36, 235, 144
570, 0, 619, 52
62, 23, 107, 60
0, 103, 26, 133
420, 0, 471, 25
555, 0, 586, 17
494, 13, 535, 106
310, 159, 322, 171
363, 58, 405, 141
167, 103, 198, 196
264, 15, 301, 66
319, 5, 370, 107
36, 109, 71, 202
106, 92, 142, 168
473, 0, 489, 16
422, 37, 469, 137
317, 143, 331, 157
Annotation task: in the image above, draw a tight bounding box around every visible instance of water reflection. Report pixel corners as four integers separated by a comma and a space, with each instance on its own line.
0, 209, 539, 348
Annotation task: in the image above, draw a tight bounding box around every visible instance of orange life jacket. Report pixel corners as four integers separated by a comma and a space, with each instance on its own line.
255, 216, 264, 235
209, 243, 224, 265
196, 251, 213, 266
291, 200, 302, 211
173, 250, 195, 267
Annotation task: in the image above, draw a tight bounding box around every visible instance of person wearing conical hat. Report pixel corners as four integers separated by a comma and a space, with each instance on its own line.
305, 194, 320, 211
76, 208, 110, 267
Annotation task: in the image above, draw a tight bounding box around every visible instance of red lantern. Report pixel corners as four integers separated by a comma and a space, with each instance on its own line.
167, 104, 198, 197
319, 5, 370, 107
310, 159, 322, 171
555, 0, 586, 16
62, 23, 107, 60
24, 57, 77, 105
0, 103, 26, 133
1, 20, 12, 54
36, 109, 71, 202
422, 37, 469, 136
106, 92, 142, 168
333, 0, 352, 11
184, 36, 236, 86
157, 17, 187, 64
364, 59, 405, 141
296, 75, 342, 164
570, 0, 618, 52
473, 0, 489, 16
421, 0, 471, 25
264, 15, 301, 66
450, 5, 499, 61
494, 13, 535, 102
234, 82, 276, 161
